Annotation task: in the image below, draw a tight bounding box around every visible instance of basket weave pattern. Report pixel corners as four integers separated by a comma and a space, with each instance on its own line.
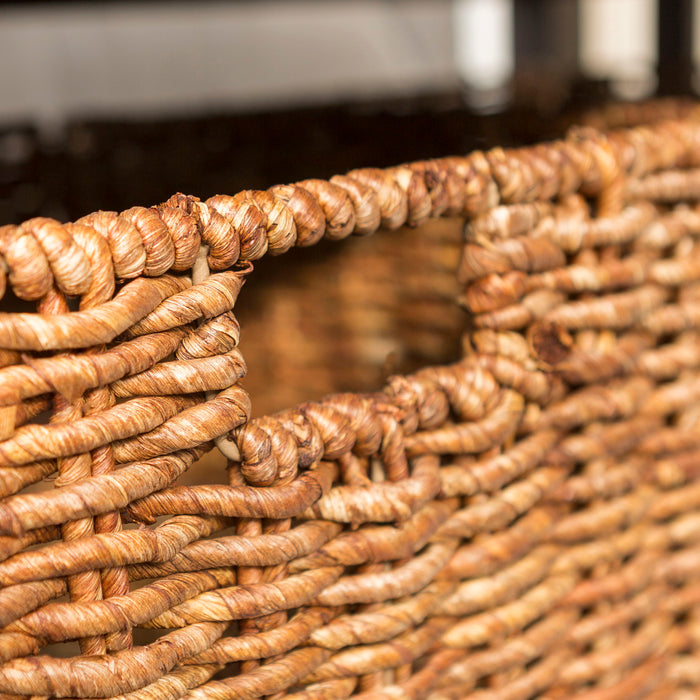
0, 115, 697, 698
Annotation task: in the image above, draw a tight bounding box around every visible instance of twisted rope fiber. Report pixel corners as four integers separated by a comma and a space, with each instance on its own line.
0, 112, 698, 697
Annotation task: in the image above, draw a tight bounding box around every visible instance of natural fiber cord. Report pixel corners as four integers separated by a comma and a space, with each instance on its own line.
0, 107, 698, 698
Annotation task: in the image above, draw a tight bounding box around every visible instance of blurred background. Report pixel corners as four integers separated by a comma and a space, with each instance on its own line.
0, 0, 697, 225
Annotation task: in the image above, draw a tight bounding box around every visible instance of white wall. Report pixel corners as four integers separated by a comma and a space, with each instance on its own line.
0, 1, 457, 129
579, 0, 657, 98
1, 0, 683, 131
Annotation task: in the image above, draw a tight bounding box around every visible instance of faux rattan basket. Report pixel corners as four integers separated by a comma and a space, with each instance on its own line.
0, 105, 698, 699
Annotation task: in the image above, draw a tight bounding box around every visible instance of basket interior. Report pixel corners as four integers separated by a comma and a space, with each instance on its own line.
236, 218, 465, 416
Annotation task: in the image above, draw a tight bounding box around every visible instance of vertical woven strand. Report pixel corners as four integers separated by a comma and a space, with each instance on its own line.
39, 220, 134, 654
89, 400, 133, 652
39, 287, 107, 656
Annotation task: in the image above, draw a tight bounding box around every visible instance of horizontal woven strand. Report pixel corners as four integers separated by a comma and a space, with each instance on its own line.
0, 275, 188, 351
132, 520, 341, 580
0, 622, 226, 697
0, 515, 226, 585
440, 609, 577, 691
308, 581, 454, 651
6, 568, 238, 642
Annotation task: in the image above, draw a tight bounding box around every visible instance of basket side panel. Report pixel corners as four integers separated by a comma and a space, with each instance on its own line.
0, 115, 697, 697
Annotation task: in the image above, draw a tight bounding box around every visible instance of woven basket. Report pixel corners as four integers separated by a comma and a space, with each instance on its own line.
0, 105, 698, 700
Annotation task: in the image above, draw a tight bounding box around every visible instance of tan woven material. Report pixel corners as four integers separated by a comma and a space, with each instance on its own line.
0, 108, 698, 698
